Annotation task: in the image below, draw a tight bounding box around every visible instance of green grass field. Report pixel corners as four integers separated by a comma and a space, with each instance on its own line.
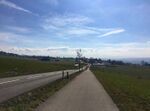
0, 56, 76, 78
91, 65, 150, 111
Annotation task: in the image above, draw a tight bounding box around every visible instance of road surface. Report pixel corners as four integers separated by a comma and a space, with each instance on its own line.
0, 69, 79, 103
36, 69, 119, 111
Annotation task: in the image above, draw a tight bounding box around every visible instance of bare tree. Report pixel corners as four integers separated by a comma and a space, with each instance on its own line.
76, 49, 82, 71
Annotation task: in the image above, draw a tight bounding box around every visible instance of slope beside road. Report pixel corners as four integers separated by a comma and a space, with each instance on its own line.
36, 69, 119, 111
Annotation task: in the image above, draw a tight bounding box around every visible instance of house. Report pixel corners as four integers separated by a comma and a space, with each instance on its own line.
93, 62, 111, 66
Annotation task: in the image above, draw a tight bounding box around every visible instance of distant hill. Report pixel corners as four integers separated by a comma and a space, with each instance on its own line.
0, 51, 75, 62
0, 51, 18, 57
1, 51, 149, 64
119, 58, 150, 64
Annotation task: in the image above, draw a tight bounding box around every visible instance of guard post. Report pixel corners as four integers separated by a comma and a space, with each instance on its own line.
62, 70, 64, 79
66, 72, 69, 79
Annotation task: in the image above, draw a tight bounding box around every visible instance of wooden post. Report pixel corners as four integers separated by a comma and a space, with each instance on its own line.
62, 70, 64, 79
66, 72, 69, 79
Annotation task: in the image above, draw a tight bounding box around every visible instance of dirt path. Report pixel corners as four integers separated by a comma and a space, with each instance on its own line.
35, 69, 119, 111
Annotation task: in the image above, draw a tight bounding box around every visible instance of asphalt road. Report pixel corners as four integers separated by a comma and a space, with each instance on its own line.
36, 69, 119, 111
0, 69, 79, 103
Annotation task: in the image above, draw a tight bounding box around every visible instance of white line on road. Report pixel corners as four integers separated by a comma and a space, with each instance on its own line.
0, 79, 20, 85
26, 75, 43, 80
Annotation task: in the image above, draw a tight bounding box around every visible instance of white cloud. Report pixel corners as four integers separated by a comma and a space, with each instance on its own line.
41, 14, 125, 38
5, 26, 30, 33
0, 0, 34, 15
58, 27, 99, 37
0, 31, 71, 48
86, 47, 150, 58
42, 25, 59, 30
0, 41, 150, 58
67, 28, 98, 35
45, 0, 59, 6
0, 32, 17, 41
99, 28, 125, 37
78, 42, 150, 58
0, 46, 75, 57
42, 14, 93, 29
55, 27, 125, 38
0, 31, 33, 45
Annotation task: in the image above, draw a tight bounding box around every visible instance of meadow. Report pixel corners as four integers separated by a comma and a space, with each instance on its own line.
91, 65, 150, 111
0, 56, 76, 78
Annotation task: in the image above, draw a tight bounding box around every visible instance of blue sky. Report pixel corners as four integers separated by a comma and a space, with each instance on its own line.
0, 0, 150, 58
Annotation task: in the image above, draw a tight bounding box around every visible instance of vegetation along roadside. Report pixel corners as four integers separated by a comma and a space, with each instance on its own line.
91, 65, 150, 111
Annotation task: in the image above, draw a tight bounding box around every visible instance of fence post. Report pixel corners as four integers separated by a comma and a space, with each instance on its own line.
66, 72, 69, 79
62, 70, 64, 79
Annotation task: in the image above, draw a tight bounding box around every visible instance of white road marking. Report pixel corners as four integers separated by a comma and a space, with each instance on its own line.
0, 79, 20, 85
0, 70, 78, 85
26, 73, 61, 80
27, 75, 42, 80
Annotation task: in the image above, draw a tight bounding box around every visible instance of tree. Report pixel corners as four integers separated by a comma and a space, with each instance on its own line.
141, 61, 150, 66
76, 49, 82, 71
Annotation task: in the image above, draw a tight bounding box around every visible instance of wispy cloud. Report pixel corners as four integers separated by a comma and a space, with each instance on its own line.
0, 41, 150, 58
41, 14, 125, 38
45, 0, 59, 6
56, 27, 100, 37
0, 31, 149, 58
43, 14, 92, 29
0, 31, 32, 45
0, 31, 69, 48
0, 46, 74, 57
99, 29, 125, 37
0, 32, 17, 41
62, 27, 125, 37
5, 26, 30, 33
0, 0, 34, 15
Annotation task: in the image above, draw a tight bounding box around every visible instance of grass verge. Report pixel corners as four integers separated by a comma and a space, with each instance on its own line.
0, 71, 83, 111
91, 66, 150, 111
0, 56, 76, 78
